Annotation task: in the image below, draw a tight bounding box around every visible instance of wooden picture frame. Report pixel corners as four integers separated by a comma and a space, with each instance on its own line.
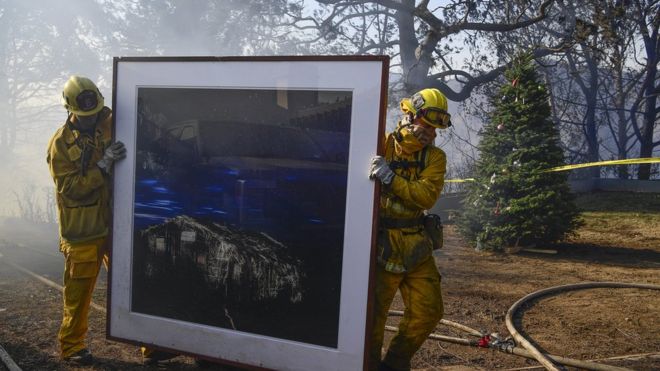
109, 56, 388, 370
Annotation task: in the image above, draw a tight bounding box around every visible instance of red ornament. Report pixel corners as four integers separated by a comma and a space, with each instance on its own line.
512, 78, 519, 87
493, 201, 501, 216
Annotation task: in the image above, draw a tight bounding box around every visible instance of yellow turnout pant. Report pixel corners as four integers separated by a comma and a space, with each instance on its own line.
370, 257, 443, 371
58, 237, 108, 358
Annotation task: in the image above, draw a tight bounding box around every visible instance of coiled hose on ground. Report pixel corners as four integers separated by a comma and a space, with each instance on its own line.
387, 281, 660, 371
505, 282, 660, 371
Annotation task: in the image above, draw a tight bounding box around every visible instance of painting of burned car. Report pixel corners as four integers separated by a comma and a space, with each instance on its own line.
131, 87, 351, 347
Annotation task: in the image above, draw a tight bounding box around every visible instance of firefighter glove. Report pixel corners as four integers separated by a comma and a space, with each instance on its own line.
97, 141, 126, 172
369, 155, 394, 185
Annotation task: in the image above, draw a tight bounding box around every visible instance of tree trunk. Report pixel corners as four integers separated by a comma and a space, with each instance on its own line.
614, 63, 629, 179
637, 95, 658, 180
396, 0, 436, 93
637, 57, 658, 180
584, 89, 600, 178
634, 0, 659, 180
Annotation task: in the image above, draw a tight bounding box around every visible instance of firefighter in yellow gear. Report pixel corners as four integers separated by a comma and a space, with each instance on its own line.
47, 75, 126, 365
368, 88, 452, 371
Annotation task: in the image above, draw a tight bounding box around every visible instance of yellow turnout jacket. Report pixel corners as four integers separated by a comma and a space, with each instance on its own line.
47, 108, 113, 243
378, 132, 446, 273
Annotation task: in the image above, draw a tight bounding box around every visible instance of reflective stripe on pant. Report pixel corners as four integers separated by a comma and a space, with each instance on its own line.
370, 257, 443, 371
58, 237, 108, 358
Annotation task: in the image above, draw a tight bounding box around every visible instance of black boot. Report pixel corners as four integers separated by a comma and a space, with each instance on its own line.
63, 348, 93, 366
378, 362, 404, 371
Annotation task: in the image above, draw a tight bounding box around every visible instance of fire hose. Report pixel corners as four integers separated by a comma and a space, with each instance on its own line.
387, 281, 660, 371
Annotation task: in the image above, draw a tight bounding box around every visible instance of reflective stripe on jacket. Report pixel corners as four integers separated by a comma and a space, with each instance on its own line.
47, 108, 113, 243
377, 132, 446, 273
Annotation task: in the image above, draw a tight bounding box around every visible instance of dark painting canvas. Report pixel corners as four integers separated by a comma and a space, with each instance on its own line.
131, 87, 352, 347
110, 57, 388, 370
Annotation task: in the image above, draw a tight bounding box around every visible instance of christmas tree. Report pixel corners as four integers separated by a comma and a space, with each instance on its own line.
458, 55, 581, 251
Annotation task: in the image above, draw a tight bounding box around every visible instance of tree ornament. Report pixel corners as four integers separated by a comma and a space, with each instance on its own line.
497, 123, 504, 131
512, 78, 519, 87
493, 201, 501, 216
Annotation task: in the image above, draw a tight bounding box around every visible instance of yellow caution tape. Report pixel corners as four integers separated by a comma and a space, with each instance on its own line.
444, 157, 660, 183
544, 157, 660, 172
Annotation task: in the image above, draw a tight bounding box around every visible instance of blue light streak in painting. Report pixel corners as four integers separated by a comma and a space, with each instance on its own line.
152, 186, 171, 194
139, 179, 159, 186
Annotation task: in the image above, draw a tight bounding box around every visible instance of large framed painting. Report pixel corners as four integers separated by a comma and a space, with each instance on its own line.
109, 56, 389, 370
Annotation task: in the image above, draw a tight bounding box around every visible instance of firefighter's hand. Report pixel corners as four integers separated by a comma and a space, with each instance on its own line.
369, 155, 394, 185
97, 141, 127, 173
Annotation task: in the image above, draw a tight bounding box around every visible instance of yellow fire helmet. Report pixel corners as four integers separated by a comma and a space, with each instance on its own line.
61, 75, 104, 116
400, 88, 452, 129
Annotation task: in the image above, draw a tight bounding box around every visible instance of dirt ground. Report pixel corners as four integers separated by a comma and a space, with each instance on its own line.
0, 210, 659, 370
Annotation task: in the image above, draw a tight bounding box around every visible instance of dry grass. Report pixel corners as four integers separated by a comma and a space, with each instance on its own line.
574, 191, 660, 213
572, 192, 660, 249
